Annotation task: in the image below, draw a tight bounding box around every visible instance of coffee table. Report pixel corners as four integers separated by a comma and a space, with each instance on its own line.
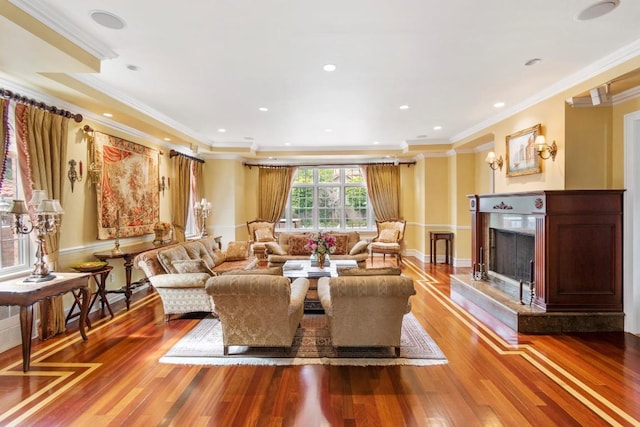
283, 259, 358, 312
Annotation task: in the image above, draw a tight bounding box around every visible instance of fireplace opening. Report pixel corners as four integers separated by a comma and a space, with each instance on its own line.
489, 228, 534, 283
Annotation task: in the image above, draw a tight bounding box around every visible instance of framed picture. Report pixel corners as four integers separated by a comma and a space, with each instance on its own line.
506, 124, 542, 177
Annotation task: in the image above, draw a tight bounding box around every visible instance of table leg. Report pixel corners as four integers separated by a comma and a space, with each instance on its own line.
430, 238, 435, 264
78, 287, 90, 341
19, 305, 34, 372
96, 272, 114, 318
123, 255, 134, 310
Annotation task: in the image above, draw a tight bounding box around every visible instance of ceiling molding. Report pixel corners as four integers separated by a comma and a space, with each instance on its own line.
613, 85, 640, 104
451, 38, 640, 143
9, 0, 118, 60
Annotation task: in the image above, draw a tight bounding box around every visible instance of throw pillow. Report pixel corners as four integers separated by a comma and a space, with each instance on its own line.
378, 228, 399, 243
220, 266, 283, 276
171, 259, 215, 275
265, 242, 287, 255
225, 241, 250, 261
349, 240, 370, 255
157, 245, 191, 274
337, 267, 402, 276
210, 249, 226, 266
255, 227, 275, 242
288, 234, 312, 255
183, 241, 216, 270
330, 233, 349, 255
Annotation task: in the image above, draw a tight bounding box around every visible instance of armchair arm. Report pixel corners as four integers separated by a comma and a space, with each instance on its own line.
149, 273, 212, 289
289, 278, 310, 313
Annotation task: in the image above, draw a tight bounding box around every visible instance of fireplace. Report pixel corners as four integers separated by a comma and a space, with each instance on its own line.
469, 190, 623, 312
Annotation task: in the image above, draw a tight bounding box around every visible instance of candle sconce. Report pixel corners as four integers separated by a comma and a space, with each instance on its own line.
68, 159, 83, 192
472, 246, 488, 281
83, 125, 101, 185
193, 198, 212, 238
159, 176, 166, 196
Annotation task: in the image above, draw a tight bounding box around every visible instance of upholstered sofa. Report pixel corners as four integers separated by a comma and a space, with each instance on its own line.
318, 273, 415, 356
206, 275, 310, 355
266, 231, 369, 268
134, 237, 258, 320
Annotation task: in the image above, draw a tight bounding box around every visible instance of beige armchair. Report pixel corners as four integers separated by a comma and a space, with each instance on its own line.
246, 219, 277, 261
369, 218, 406, 266
205, 275, 309, 355
317, 275, 415, 356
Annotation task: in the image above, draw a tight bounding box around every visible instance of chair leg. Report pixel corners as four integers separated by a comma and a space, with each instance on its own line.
395, 346, 401, 357
224, 345, 229, 356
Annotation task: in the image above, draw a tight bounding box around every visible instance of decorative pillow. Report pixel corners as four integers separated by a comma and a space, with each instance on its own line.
349, 240, 370, 255
183, 241, 216, 270
378, 229, 399, 243
171, 259, 215, 275
330, 234, 349, 255
210, 249, 226, 266
255, 227, 275, 242
288, 234, 312, 255
157, 245, 191, 274
225, 241, 250, 261
220, 266, 283, 276
337, 267, 402, 276
265, 242, 287, 255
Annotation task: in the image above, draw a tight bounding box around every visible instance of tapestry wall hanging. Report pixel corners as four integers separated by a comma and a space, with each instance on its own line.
93, 131, 159, 239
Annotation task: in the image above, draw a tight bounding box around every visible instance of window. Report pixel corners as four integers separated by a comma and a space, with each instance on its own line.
0, 142, 31, 275
281, 167, 374, 230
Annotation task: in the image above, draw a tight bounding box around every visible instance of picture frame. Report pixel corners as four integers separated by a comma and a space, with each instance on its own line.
506, 124, 542, 177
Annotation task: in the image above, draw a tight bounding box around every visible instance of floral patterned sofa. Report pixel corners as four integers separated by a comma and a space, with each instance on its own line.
134, 237, 258, 320
265, 231, 370, 268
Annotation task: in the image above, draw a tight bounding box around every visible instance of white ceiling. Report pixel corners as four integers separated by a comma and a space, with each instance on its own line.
3, 0, 640, 157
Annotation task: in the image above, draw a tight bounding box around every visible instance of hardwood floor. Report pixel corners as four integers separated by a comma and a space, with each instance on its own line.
1, 258, 639, 426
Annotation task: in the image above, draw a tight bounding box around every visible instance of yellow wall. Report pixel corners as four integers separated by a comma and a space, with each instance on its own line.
612, 96, 640, 188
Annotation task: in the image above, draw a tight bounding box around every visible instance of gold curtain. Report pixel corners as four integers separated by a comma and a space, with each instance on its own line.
171, 155, 192, 242
193, 160, 203, 204
258, 166, 297, 222
363, 164, 400, 221
25, 107, 69, 338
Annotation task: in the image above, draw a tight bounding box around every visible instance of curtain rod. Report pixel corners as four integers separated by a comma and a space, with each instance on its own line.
0, 88, 83, 123
243, 160, 416, 169
169, 149, 204, 164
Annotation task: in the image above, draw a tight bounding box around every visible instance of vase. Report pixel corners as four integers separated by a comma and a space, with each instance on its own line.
317, 253, 326, 268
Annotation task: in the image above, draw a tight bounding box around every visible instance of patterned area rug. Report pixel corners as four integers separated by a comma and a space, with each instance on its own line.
160, 313, 447, 366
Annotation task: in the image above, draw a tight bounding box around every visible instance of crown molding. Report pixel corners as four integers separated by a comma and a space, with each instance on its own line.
613, 85, 640, 104
451, 38, 640, 143
9, 0, 118, 60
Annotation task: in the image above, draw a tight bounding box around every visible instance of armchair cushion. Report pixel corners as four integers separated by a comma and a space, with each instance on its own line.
349, 240, 370, 255
378, 229, 399, 243
225, 241, 250, 261
265, 242, 287, 255
171, 259, 214, 275
157, 245, 191, 274
149, 273, 212, 289
255, 227, 276, 242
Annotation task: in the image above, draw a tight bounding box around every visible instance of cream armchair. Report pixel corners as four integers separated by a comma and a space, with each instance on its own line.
246, 219, 277, 260
317, 275, 415, 356
205, 275, 310, 355
369, 218, 406, 266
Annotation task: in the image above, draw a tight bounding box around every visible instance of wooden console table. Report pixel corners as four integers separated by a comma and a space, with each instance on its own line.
93, 241, 176, 310
430, 231, 454, 265
0, 273, 90, 372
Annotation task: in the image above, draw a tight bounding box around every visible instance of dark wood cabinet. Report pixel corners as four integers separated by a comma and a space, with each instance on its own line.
469, 190, 623, 312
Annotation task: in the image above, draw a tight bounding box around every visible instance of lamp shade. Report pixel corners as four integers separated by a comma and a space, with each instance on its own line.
29, 190, 47, 206
9, 200, 30, 215
485, 151, 496, 164
37, 199, 64, 214
534, 135, 546, 151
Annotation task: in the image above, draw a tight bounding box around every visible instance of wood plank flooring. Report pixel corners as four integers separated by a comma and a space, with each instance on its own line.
1, 258, 639, 426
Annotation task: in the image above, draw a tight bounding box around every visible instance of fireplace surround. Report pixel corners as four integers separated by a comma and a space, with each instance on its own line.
468, 190, 623, 312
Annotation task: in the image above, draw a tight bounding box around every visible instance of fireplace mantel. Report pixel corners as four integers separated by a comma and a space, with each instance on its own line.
468, 190, 624, 312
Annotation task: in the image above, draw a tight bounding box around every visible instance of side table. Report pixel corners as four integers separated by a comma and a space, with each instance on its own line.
66, 266, 115, 327
430, 231, 454, 265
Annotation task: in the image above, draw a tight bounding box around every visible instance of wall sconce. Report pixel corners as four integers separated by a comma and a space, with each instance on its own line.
159, 176, 166, 196
68, 159, 83, 192
485, 151, 503, 171
534, 135, 558, 161
0, 190, 64, 282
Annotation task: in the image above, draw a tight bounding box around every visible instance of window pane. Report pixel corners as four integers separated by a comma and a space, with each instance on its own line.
291, 187, 314, 228
318, 168, 339, 184
345, 187, 367, 228
318, 187, 339, 228
294, 168, 313, 184
0, 147, 29, 272
345, 167, 364, 184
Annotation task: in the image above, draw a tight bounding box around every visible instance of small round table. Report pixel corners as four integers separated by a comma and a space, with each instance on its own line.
65, 266, 115, 327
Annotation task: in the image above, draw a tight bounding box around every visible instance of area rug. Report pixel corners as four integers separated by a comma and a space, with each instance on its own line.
160, 313, 447, 366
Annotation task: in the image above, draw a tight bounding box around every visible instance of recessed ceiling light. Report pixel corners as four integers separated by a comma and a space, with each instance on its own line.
399, 105, 410, 110
324, 128, 333, 133
102, 113, 113, 117
525, 58, 541, 66
217, 128, 226, 133
258, 107, 269, 112
323, 64, 336, 72
90, 10, 126, 30
576, 0, 620, 21
244, 136, 254, 141
126, 64, 139, 71
373, 141, 380, 145
163, 137, 171, 141
433, 126, 442, 131
494, 102, 505, 108
284, 142, 291, 146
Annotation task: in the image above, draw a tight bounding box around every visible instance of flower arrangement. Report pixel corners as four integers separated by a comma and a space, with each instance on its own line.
306, 231, 336, 255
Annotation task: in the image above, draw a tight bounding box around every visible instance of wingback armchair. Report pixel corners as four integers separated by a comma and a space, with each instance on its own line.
317, 275, 415, 356
369, 218, 406, 266
246, 219, 277, 260
205, 275, 310, 355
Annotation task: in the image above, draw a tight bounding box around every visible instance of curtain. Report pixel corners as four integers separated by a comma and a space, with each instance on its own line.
19, 106, 69, 338
363, 164, 400, 221
258, 166, 297, 222
171, 155, 192, 242
193, 160, 203, 204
